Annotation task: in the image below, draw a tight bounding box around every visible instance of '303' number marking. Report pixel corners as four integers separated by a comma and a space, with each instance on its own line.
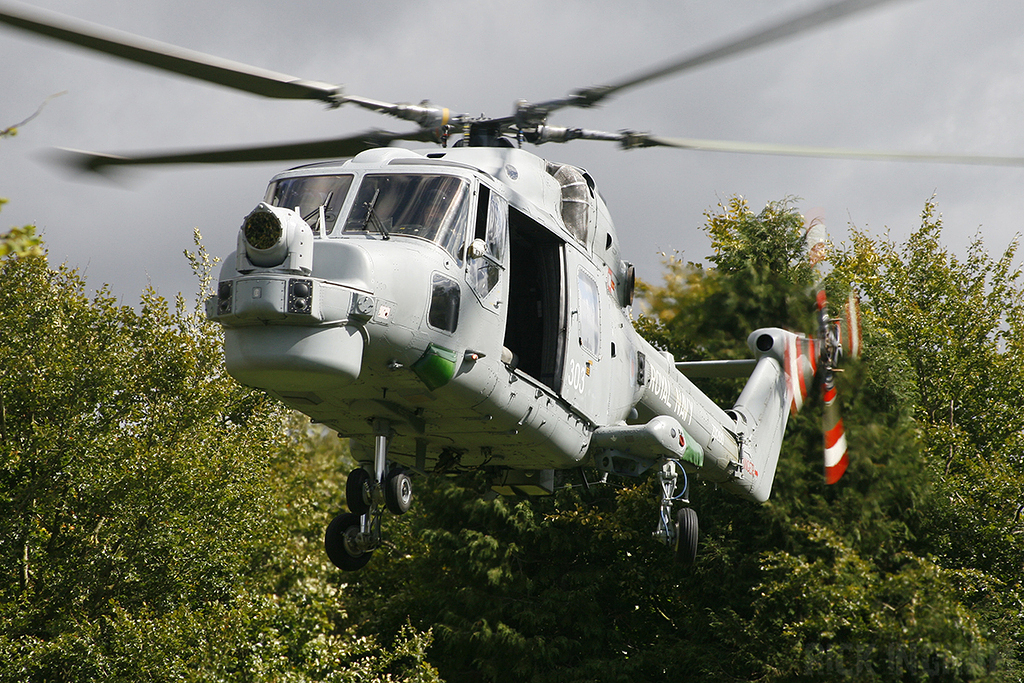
567, 359, 588, 395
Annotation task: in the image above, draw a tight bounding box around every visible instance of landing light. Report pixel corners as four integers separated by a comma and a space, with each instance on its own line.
217, 280, 232, 315
287, 278, 313, 314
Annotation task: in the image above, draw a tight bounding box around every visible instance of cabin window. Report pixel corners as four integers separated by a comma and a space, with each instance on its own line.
469, 186, 508, 300
577, 269, 600, 356
428, 272, 461, 333
264, 174, 353, 236
343, 174, 470, 263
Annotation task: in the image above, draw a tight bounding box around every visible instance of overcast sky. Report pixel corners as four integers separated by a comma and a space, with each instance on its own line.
2, 0, 1024, 304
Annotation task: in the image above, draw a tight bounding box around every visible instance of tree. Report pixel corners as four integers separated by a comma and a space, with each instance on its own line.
832, 200, 1024, 676
0, 199, 42, 259
636, 197, 815, 361
0, 237, 440, 682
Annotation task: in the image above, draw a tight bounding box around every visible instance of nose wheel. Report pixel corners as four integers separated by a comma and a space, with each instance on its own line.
325, 419, 414, 571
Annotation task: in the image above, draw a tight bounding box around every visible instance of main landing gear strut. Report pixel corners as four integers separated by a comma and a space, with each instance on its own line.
325, 419, 413, 571
653, 459, 699, 565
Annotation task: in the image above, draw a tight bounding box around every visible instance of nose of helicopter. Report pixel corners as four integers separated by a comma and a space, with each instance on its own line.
210, 210, 375, 393
223, 322, 364, 392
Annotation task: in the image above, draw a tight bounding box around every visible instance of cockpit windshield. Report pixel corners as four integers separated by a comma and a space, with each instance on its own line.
264, 174, 354, 236
344, 174, 470, 263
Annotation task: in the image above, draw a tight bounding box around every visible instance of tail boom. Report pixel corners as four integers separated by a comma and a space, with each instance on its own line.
620, 327, 841, 505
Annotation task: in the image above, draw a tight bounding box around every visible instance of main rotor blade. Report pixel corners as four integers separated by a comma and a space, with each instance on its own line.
634, 135, 1024, 167
536, 0, 909, 113
56, 129, 437, 173
0, 1, 342, 104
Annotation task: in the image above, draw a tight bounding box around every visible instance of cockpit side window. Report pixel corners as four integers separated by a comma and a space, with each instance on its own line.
264, 174, 353, 236
428, 272, 461, 333
343, 174, 471, 264
469, 185, 508, 301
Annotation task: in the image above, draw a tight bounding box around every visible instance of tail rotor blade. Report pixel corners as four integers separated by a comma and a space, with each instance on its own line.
822, 371, 849, 484
783, 333, 819, 415
841, 289, 863, 360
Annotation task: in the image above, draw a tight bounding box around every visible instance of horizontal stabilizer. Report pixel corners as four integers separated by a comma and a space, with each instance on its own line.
675, 359, 757, 378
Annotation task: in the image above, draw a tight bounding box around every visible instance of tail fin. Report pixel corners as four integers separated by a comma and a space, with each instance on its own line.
725, 328, 815, 502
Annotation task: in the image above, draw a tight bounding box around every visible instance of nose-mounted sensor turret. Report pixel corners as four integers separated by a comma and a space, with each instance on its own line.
237, 202, 313, 274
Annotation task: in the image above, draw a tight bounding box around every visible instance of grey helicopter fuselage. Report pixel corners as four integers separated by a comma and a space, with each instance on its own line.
207, 144, 792, 506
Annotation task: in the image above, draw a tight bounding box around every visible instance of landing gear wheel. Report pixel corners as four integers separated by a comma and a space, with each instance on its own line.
674, 507, 699, 566
325, 512, 373, 571
346, 468, 371, 515
384, 469, 413, 515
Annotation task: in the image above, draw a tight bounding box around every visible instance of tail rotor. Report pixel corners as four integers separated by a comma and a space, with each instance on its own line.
784, 217, 862, 485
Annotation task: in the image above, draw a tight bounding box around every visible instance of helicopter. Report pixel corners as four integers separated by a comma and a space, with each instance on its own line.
4, 0, 1023, 571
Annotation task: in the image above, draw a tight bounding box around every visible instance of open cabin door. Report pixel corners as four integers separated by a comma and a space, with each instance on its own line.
503, 206, 566, 394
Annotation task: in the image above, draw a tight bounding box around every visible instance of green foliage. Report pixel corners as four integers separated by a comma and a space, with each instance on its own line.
0, 241, 440, 682
831, 200, 1024, 674
833, 201, 1024, 455
0, 254, 276, 613
750, 525, 995, 681
637, 197, 815, 363
349, 472, 714, 683
0, 199, 43, 259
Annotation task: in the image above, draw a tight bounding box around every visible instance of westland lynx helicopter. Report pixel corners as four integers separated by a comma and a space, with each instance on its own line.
4, 0, 1022, 571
